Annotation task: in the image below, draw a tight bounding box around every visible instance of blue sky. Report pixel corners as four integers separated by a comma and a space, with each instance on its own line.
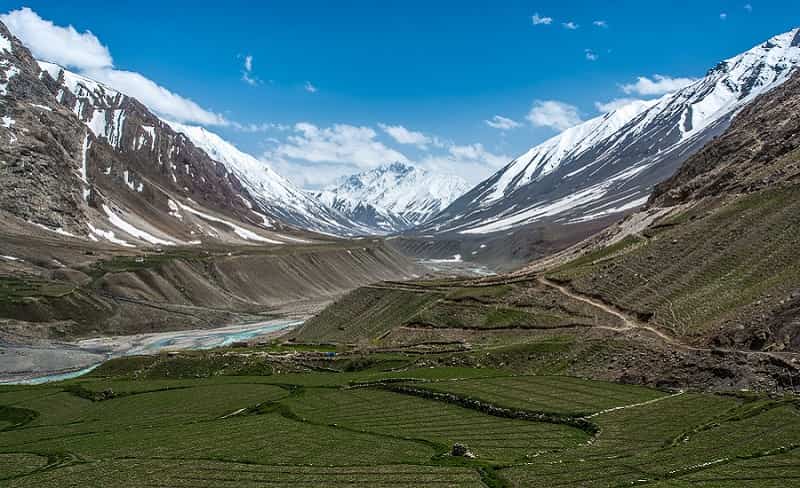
1, 1, 799, 188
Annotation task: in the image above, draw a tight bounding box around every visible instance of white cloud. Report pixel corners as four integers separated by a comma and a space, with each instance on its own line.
0, 7, 112, 69
585, 49, 598, 61
719, 12, 728, 20
531, 13, 553, 25
270, 159, 358, 189
592, 20, 608, 28
419, 143, 509, 184
485, 115, 521, 130
304, 81, 318, 93
83, 68, 228, 125
231, 121, 289, 133
241, 54, 261, 86
562, 21, 579, 30
594, 98, 646, 113
3, 7, 227, 126
744, 3, 753, 12
526, 100, 582, 131
272, 122, 409, 170
264, 122, 508, 187
378, 123, 432, 148
621, 74, 696, 96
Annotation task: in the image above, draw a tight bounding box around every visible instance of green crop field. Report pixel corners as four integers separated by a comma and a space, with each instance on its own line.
1, 365, 798, 487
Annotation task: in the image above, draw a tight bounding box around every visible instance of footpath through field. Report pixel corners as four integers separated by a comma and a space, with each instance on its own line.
537, 276, 800, 365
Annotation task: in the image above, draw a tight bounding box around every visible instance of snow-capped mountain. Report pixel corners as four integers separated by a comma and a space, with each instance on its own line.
315, 162, 471, 234
164, 122, 371, 236
420, 27, 800, 237
33, 60, 368, 239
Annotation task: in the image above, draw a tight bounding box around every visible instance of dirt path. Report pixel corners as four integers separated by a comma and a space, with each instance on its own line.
584, 390, 686, 419
538, 277, 679, 344
537, 276, 800, 365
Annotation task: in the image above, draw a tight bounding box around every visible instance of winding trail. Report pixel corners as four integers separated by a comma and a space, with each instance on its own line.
537, 276, 800, 365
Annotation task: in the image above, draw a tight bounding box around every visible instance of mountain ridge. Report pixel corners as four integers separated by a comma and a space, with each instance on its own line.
417, 27, 800, 252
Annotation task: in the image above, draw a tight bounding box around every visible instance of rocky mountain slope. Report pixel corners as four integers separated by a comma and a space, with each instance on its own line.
316, 162, 470, 234
0, 21, 315, 247
0, 20, 424, 351
415, 27, 800, 261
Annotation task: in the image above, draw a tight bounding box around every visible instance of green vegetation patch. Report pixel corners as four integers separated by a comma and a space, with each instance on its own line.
549, 186, 800, 338
411, 302, 571, 330
293, 286, 443, 342
0, 453, 49, 481
446, 285, 512, 302
5, 459, 485, 488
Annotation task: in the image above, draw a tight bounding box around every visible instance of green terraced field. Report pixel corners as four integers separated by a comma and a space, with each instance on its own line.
292, 286, 444, 342
1, 367, 798, 487
294, 279, 624, 344
549, 187, 800, 340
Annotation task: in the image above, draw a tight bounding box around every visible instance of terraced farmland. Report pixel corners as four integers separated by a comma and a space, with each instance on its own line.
549, 187, 800, 344
292, 286, 443, 342
294, 279, 623, 343
1, 365, 798, 487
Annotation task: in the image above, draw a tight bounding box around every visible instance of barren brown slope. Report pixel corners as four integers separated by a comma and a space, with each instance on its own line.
0, 235, 420, 341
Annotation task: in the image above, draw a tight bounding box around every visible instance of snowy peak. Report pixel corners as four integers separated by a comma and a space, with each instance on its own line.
420, 27, 800, 247
318, 162, 470, 233
0, 22, 315, 248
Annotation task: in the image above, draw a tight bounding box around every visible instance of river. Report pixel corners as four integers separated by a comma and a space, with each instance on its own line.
0, 318, 302, 385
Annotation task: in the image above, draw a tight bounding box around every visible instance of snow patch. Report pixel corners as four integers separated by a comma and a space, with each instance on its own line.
87, 222, 134, 247
176, 202, 282, 244
0, 34, 11, 54
29, 221, 78, 238
167, 199, 183, 220
0, 63, 19, 96
427, 254, 463, 263
29, 103, 52, 111
102, 204, 176, 246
